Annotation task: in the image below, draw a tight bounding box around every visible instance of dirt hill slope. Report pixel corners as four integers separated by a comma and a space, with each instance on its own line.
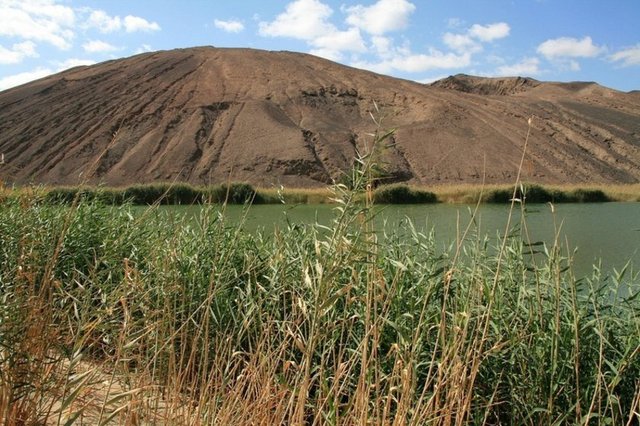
1, 47, 639, 187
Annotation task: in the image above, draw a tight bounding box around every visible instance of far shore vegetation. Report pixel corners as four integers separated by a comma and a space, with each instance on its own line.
1, 181, 639, 205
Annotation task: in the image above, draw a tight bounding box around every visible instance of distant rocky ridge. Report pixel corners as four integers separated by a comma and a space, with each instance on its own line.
0, 46, 638, 188
430, 74, 541, 96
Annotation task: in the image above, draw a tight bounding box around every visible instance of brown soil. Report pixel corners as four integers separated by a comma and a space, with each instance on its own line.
0, 46, 638, 187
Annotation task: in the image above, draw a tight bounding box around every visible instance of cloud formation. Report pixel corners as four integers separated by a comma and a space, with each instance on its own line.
0, 41, 38, 64
82, 40, 117, 53
344, 0, 415, 35
123, 15, 160, 33
259, 0, 365, 61
537, 36, 603, 59
258, 1, 510, 75
259, 0, 334, 40
0, 1, 160, 91
55, 58, 96, 70
135, 44, 153, 54
468, 23, 510, 42
442, 33, 481, 54
441, 22, 509, 58
214, 19, 245, 33
86, 10, 121, 33
0, 0, 75, 49
86, 9, 160, 33
609, 45, 640, 67
0, 0, 160, 63
495, 57, 541, 76
0, 57, 97, 91
0, 67, 52, 90
309, 27, 366, 60
353, 49, 471, 74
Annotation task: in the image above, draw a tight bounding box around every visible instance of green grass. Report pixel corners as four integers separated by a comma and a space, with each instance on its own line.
257, 186, 334, 204
432, 182, 640, 203
3, 181, 637, 206
1, 186, 639, 424
372, 183, 437, 204
1, 125, 639, 424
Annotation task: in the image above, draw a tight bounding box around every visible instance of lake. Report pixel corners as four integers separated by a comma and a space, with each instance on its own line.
163, 202, 640, 279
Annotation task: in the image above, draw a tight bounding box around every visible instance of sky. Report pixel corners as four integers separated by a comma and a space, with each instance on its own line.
1, 0, 639, 92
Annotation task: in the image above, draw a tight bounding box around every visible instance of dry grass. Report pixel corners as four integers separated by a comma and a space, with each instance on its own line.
1, 119, 639, 425
257, 186, 334, 204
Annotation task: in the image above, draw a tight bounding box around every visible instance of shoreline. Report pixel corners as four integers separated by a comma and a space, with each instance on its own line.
1, 182, 639, 205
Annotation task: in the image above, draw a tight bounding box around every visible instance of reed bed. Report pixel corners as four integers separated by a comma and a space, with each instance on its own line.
1, 123, 639, 425
2, 181, 638, 207
432, 183, 640, 204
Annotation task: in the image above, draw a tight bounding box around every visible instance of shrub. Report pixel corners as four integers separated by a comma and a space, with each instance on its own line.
570, 188, 610, 202
223, 182, 261, 204
373, 184, 437, 204
483, 188, 512, 203
204, 182, 261, 204
482, 184, 610, 204
44, 186, 82, 203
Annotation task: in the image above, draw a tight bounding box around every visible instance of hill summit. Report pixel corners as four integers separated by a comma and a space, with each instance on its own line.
1, 46, 639, 187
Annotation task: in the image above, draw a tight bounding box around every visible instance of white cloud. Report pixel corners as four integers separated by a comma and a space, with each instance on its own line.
0, 67, 52, 91
345, 0, 416, 35
537, 36, 603, 59
350, 58, 393, 74
443, 32, 481, 54
82, 39, 117, 53
609, 45, 640, 67
0, 41, 38, 64
135, 44, 153, 54
468, 22, 510, 42
258, 0, 334, 40
0, 0, 75, 49
312, 27, 366, 53
495, 57, 541, 76
123, 15, 160, 32
371, 35, 393, 58
392, 50, 471, 72
353, 49, 471, 74
441, 22, 509, 58
259, 0, 365, 60
56, 58, 96, 70
214, 19, 244, 33
309, 48, 343, 61
18, 0, 74, 26
0, 57, 99, 91
85, 9, 160, 33
86, 10, 121, 33
415, 74, 448, 84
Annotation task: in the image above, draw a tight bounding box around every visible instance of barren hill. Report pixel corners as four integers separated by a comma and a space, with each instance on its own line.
1, 46, 639, 188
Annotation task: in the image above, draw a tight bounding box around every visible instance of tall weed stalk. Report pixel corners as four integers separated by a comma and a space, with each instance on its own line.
0, 115, 638, 424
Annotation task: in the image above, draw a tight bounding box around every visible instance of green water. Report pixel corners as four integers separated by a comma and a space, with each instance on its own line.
158, 202, 640, 279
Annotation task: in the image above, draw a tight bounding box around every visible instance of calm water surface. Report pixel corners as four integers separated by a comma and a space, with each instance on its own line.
166, 203, 640, 279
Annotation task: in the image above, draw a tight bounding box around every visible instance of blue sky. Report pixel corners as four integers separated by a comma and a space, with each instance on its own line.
1, 0, 639, 92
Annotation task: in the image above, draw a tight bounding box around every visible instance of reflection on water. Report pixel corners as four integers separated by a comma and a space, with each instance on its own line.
161, 202, 640, 279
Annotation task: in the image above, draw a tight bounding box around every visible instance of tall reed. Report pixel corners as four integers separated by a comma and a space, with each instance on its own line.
0, 119, 638, 424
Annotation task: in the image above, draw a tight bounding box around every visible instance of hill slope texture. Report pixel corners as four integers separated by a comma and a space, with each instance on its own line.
1, 47, 639, 187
